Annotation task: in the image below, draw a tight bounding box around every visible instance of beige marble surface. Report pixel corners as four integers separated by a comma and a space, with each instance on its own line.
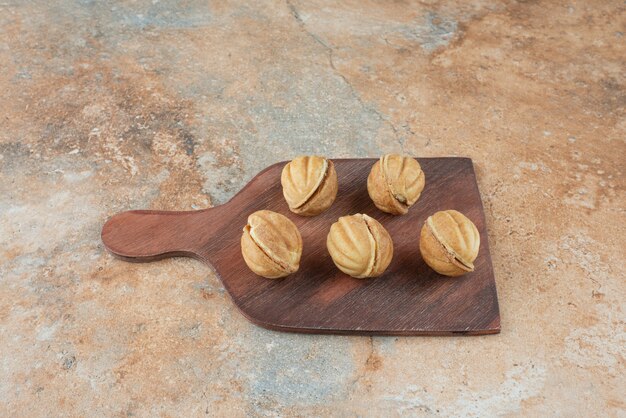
1, 0, 624, 416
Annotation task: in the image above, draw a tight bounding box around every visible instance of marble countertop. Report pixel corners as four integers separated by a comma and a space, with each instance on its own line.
1, 0, 624, 416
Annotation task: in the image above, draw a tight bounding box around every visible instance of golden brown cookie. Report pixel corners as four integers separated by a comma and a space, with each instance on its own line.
241, 210, 303, 279
419, 210, 480, 277
367, 154, 425, 215
327, 213, 393, 278
281, 156, 338, 216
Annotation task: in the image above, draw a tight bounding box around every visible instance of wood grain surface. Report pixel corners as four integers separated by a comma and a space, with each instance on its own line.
101, 158, 500, 335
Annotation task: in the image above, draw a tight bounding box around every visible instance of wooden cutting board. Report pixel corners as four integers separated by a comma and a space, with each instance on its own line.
101, 158, 500, 335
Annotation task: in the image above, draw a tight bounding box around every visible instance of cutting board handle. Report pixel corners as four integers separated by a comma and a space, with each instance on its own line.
101, 209, 213, 262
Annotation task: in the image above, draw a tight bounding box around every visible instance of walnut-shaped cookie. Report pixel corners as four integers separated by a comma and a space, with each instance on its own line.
367, 154, 425, 215
281, 156, 338, 216
419, 210, 480, 277
326, 214, 393, 278
241, 210, 302, 279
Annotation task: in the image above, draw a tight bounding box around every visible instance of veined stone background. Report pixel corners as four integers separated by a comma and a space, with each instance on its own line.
0, 0, 624, 416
